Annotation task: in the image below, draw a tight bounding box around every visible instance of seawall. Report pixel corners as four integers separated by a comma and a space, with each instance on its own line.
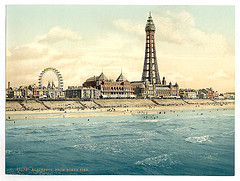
6, 99, 235, 111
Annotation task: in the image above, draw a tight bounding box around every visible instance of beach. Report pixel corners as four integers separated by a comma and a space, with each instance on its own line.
6, 99, 235, 120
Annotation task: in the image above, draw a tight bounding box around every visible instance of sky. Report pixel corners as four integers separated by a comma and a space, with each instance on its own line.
6, 5, 235, 93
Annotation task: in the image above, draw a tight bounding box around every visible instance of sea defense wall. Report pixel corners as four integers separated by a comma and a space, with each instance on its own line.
5, 99, 235, 111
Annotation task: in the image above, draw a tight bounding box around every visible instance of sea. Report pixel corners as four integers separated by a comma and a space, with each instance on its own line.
5, 108, 234, 175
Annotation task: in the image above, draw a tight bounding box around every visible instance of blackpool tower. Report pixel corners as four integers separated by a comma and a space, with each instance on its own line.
141, 12, 161, 85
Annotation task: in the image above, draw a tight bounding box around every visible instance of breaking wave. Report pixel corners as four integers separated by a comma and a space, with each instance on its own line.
135, 154, 175, 167
185, 135, 212, 143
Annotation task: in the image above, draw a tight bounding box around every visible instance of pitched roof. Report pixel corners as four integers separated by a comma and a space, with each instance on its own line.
98, 72, 108, 81
116, 73, 128, 82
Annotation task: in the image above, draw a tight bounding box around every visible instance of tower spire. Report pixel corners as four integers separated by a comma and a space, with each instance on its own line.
145, 11, 155, 31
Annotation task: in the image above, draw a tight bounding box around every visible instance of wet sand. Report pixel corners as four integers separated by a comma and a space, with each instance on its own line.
6, 103, 234, 120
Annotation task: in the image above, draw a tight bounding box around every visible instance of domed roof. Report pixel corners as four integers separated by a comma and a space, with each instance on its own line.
85, 72, 108, 82
86, 76, 97, 82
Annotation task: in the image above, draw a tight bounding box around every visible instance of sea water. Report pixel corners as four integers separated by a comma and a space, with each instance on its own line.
5, 108, 234, 175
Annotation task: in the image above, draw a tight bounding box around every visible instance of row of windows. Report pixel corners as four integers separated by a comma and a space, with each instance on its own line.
103, 92, 134, 95
102, 87, 132, 91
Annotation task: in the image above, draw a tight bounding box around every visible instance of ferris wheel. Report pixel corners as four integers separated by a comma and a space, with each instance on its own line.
38, 67, 63, 90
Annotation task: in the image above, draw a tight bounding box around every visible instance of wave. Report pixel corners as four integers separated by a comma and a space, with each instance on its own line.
5, 150, 23, 155
114, 137, 148, 144
142, 119, 159, 122
185, 135, 212, 143
135, 130, 158, 137
167, 126, 195, 132
73, 144, 96, 150
135, 154, 175, 167
25, 130, 43, 134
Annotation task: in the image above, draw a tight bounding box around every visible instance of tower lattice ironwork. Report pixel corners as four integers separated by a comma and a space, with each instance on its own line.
141, 12, 161, 85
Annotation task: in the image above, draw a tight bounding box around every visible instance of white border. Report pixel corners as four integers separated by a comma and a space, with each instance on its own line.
1, 1, 239, 181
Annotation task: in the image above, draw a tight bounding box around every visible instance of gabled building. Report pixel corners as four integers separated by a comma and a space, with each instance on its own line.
83, 72, 134, 98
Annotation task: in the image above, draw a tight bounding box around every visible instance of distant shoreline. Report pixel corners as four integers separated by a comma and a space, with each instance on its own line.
6, 100, 234, 120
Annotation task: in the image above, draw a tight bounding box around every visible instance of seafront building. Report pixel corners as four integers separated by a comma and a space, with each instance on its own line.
198, 88, 219, 99
6, 82, 65, 99
65, 86, 100, 99
83, 72, 135, 98
179, 88, 220, 99
179, 89, 198, 99
224, 92, 235, 100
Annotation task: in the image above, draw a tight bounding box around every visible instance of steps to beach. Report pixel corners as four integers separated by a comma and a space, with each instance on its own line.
18, 100, 27, 110
36, 99, 51, 109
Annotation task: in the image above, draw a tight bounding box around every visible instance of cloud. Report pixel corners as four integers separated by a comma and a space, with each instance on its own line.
113, 11, 234, 56
7, 43, 54, 61
166, 10, 195, 26
37, 26, 82, 44
206, 70, 230, 80
113, 19, 144, 36
156, 13, 233, 55
6, 27, 84, 88
163, 71, 193, 83
6, 26, 143, 88
6, 14, 234, 92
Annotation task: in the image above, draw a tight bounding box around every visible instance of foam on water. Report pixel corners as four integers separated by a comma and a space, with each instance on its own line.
167, 126, 195, 132
185, 135, 212, 143
142, 119, 159, 122
73, 144, 96, 150
135, 154, 175, 167
5, 109, 235, 175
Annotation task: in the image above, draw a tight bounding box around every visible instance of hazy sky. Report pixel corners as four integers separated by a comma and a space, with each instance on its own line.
6, 5, 235, 92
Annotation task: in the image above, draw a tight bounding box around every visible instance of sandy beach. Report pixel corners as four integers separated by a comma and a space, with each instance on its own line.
6, 102, 235, 120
